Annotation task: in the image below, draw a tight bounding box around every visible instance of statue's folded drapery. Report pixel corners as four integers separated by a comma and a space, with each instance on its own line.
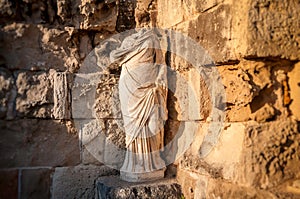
110, 29, 168, 175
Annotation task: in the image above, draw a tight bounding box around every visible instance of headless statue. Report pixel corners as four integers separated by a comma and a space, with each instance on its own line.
110, 29, 168, 182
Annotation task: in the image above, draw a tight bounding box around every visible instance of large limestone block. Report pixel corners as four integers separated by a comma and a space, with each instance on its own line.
177, 169, 208, 199
218, 60, 293, 122
15, 70, 54, 118
157, 0, 300, 62
0, 119, 80, 168
243, 0, 300, 60
238, 119, 300, 189
52, 165, 118, 199
77, 119, 125, 168
0, 23, 79, 71
158, 1, 233, 63
56, 0, 117, 31
72, 73, 121, 120
79, 0, 117, 31
180, 122, 245, 181
167, 68, 211, 121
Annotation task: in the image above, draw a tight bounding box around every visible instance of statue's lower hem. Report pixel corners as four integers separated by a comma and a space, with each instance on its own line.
120, 168, 166, 182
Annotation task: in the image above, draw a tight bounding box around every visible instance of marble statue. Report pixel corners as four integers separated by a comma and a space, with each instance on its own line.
110, 29, 168, 182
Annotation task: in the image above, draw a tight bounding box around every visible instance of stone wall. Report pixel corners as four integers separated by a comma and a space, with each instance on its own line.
154, 0, 300, 198
0, 0, 299, 199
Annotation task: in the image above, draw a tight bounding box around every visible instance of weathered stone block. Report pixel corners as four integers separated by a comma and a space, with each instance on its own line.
238, 119, 300, 189
179, 122, 245, 181
218, 60, 293, 122
72, 73, 121, 120
79, 1, 117, 31
95, 75, 121, 119
52, 165, 118, 199
0, 169, 18, 199
177, 169, 208, 199
21, 168, 53, 199
244, 0, 300, 60
163, 120, 202, 166
0, 67, 16, 119
206, 178, 276, 199
288, 62, 300, 121
157, 0, 185, 28
56, 0, 118, 31
0, 23, 79, 71
158, 0, 300, 62
167, 68, 211, 121
0, 119, 80, 168
76, 119, 125, 168
15, 70, 53, 118
52, 71, 71, 119
97, 176, 183, 199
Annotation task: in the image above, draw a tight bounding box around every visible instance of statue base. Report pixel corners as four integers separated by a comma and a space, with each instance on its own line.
120, 168, 166, 182
97, 175, 183, 199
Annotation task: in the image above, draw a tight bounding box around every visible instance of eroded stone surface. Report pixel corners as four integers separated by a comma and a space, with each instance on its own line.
15, 70, 53, 118
239, 119, 300, 189
97, 176, 183, 199
0, 23, 79, 71
52, 165, 118, 199
0, 119, 80, 168
77, 119, 125, 167
288, 62, 300, 121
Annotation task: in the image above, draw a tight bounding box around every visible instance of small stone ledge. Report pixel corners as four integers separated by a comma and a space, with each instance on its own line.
97, 176, 183, 199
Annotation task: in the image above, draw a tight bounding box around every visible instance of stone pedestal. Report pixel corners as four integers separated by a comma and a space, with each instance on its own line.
120, 168, 166, 182
96, 175, 183, 199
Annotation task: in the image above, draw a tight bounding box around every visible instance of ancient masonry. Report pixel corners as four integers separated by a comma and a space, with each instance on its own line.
0, 0, 300, 198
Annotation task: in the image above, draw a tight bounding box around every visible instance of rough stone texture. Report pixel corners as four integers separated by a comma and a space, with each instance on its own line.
95, 74, 121, 119
178, 119, 300, 197
0, 23, 79, 71
177, 169, 208, 199
79, 0, 117, 31
245, 0, 300, 60
0, 0, 299, 198
15, 70, 53, 118
0, 169, 18, 199
77, 119, 125, 168
72, 73, 102, 119
179, 122, 244, 180
218, 60, 294, 122
97, 176, 183, 199
239, 119, 300, 189
0, 119, 80, 168
0, 67, 16, 119
21, 168, 53, 199
53, 71, 71, 119
206, 178, 277, 199
52, 165, 118, 199
167, 68, 211, 121
157, 0, 300, 62
288, 62, 300, 121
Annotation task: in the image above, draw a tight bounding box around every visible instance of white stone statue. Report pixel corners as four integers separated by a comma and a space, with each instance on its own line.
110, 29, 168, 182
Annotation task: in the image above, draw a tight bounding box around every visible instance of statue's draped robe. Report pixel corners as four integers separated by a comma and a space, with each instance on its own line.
110, 29, 167, 173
